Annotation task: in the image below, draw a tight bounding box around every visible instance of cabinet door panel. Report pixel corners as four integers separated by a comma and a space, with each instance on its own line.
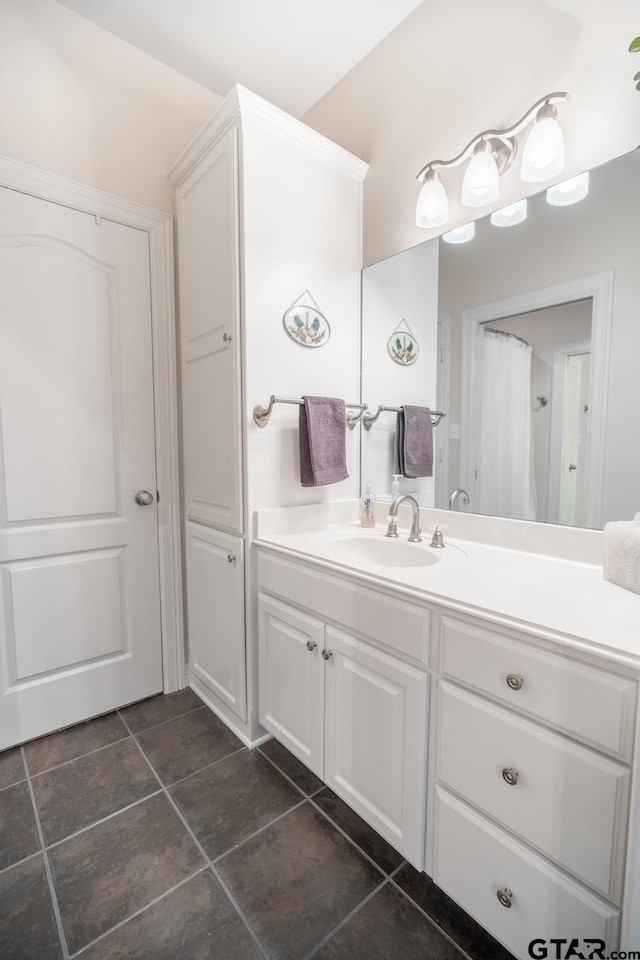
177, 128, 242, 532
324, 627, 428, 866
258, 595, 324, 777
186, 522, 246, 721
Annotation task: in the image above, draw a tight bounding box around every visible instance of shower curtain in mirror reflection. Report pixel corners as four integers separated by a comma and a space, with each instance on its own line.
477, 331, 537, 521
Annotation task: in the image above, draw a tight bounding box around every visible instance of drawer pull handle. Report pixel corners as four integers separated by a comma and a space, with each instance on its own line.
497, 887, 513, 909
502, 767, 519, 786
322, 649, 333, 660
306, 641, 317, 652
506, 673, 523, 691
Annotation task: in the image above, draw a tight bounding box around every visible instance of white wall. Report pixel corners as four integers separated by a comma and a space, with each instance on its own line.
0, 0, 221, 211
361, 241, 439, 504
303, 0, 640, 267
241, 109, 367, 514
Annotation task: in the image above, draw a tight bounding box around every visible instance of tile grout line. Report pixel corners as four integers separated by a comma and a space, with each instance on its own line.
67, 865, 210, 958
115, 701, 205, 737
26, 733, 132, 779
387, 874, 475, 960
306, 794, 390, 882
301, 876, 392, 960
17, 698, 205, 783
250, 756, 472, 959
0, 849, 42, 878
43, 789, 164, 852
256, 745, 325, 800
210, 796, 309, 866
20, 746, 71, 960
117, 711, 272, 960
165, 744, 247, 789
208, 863, 271, 960
0, 776, 28, 794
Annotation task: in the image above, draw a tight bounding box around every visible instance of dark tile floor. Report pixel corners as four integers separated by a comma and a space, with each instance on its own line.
0, 691, 515, 960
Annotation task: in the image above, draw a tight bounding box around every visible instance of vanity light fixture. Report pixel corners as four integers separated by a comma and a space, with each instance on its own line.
490, 199, 528, 227
546, 171, 589, 206
415, 92, 569, 228
442, 222, 475, 245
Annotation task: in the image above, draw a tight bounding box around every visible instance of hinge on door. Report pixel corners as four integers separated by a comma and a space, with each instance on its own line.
156, 490, 160, 503
474, 470, 478, 480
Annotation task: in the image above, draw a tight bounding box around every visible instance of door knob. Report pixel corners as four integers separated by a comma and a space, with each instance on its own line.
321, 649, 333, 660
134, 490, 154, 506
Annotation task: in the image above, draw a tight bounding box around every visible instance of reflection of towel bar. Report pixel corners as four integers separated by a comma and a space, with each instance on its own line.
253, 395, 368, 430
363, 405, 446, 431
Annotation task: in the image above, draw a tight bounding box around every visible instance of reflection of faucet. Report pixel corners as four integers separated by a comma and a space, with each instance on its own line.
449, 488, 470, 511
386, 495, 422, 542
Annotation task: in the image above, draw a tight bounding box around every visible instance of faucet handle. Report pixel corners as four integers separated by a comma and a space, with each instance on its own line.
385, 517, 399, 538
430, 525, 445, 548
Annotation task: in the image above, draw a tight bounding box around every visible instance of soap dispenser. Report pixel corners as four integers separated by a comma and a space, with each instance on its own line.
360, 482, 376, 528
390, 475, 401, 498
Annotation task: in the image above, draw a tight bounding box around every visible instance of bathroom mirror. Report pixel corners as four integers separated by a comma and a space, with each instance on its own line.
361, 147, 640, 529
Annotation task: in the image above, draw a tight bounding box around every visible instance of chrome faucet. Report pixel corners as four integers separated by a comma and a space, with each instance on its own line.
386, 495, 422, 542
448, 488, 470, 511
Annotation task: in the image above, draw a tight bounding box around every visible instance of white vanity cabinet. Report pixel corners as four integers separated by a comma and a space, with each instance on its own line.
257, 551, 430, 866
255, 513, 640, 956
431, 614, 637, 958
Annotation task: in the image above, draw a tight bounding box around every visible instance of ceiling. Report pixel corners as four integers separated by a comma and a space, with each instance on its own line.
53, 0, 424, 117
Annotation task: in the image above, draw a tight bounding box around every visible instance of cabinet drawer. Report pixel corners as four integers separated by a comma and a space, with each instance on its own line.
257, 551, 430, 665
438, 682, 629, 902
440, 616, 636, 761
434, 788, 620, 959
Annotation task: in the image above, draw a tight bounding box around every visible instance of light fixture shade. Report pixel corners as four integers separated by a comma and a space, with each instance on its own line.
415, 171, 449, 227
521, 115, 565, 182
461, 148, 499, 207
442, 222, 475, 245
546, 171, 589, 206
490, 199, 528, 227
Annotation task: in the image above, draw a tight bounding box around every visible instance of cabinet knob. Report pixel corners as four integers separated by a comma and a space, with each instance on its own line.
306, 641, 317, 652
223, 332, 232, 342
502, 767, 519, 786
496, 887, 513, 909
321, 649, 333, 660
506, 673, 523, 691
227, 553, 236, 563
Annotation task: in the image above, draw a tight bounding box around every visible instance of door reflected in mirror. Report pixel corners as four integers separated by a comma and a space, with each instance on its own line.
361, 148, 640, 530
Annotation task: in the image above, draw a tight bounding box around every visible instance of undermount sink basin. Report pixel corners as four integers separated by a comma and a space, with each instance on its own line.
314, 534, 439, 568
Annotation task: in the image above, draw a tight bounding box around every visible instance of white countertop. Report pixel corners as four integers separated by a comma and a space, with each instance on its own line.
254, 504, 640, 665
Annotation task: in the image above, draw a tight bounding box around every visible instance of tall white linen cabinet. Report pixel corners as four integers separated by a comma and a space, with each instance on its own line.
169, 86, 368, 744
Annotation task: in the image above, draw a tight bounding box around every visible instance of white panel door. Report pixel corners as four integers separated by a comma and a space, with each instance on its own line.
0, 187, 162, 749
258, 594, 324, 777
323, 627, 429, 866
176, 127, 243, 533
186, 522, 246, 722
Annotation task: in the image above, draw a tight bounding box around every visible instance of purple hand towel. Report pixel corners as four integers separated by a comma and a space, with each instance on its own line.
299, 396, 349, 487
402, 405, 433, 478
